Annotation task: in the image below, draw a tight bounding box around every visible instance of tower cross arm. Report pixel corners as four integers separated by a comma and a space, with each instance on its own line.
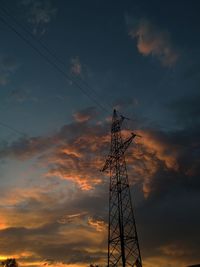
119, 132, 138, 155
100, 155, 112, 172
100, 133, 140, 172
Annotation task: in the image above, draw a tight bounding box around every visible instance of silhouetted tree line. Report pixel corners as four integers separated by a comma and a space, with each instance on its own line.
0, 259, 18, 267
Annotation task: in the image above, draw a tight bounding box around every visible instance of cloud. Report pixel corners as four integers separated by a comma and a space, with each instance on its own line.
0, 183, 73, 229
0, 73, 9, 86
138, 190, 200, 266
8, 89, 38, 103
0, 56, 19, 86
87, 216, 107, 232
0, 106, 199, 196
73, 107, 98, 122
44, 130, 108, 190
0, 201, 107, 266
21, 0, 57, 35
0, 112, 109, 190
0, 105, 200, 266
127, 17, 179, 67
130, 129, 179, 196
0, 180, 108, 265
57, 212, 88, 224
0, 135, 57, 160
0, 56, 18, 72
70, 57, 82, 76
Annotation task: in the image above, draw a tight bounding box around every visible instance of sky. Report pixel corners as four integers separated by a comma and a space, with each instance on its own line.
0, 0, 200, 266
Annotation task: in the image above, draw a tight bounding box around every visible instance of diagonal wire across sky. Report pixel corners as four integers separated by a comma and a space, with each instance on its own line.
0, 1, 114, 138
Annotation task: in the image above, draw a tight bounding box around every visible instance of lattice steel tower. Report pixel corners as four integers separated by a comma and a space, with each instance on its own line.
101, 110, 142, 267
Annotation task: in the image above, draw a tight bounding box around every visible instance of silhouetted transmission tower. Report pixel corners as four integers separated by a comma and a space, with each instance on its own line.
101, 110, 142, 267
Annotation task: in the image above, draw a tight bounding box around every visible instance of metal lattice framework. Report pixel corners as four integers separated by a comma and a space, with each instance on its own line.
101, 110, 142, 267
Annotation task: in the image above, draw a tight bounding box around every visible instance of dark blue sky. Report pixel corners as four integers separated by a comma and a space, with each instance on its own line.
0, 0, 199, 137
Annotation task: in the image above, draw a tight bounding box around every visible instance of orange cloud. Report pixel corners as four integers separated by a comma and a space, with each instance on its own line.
0, 184, 74, 229
40, 262, 90, 267
0, 220, 7, 230
1, 111, 199, 267
87, 217, 107, 232
43, 131, 109, 190
119, 129, 180, 196
136, 130, 179, 171
46, 166, 102, 190
129, 18, 179, 67
0, 117, 182, 197
57, 212, 88, 224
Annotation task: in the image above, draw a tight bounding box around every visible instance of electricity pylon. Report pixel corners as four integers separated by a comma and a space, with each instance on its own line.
101, 110, 142, 267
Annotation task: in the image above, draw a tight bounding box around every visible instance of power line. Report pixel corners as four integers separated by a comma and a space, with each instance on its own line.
0, 3, 113, 111
0, 2, 114, 138
0, 121, 26, 136
0, 5, 111, 113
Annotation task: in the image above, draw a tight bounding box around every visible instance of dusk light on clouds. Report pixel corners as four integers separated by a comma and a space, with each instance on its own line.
0, 1, 200, 267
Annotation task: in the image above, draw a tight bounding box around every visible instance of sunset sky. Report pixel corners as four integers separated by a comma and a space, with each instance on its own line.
0, 0, 200, 266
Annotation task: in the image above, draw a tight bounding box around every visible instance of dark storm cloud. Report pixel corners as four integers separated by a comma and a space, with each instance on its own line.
132, 96, 200, 264
138, 191, 200, 265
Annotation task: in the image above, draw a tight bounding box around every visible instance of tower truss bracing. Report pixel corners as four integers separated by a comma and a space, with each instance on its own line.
101, 109, 142, 267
